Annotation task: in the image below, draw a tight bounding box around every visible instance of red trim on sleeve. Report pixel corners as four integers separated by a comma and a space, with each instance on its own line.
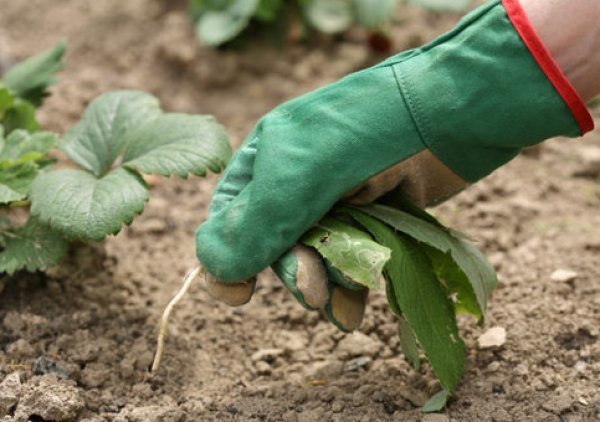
502, 0, 594, 135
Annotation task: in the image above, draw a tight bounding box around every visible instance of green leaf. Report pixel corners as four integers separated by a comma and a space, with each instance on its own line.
304, 0, 354, 33
408, 0, 470, 12
190, 0, 229, 19
0, 130, 55, 167
30, 167, 149, 241
122, 113, 232, 177
421, 390, 449, 413
0, 87, 15, 117
0, 217, 68, 275
59, 90, 161, 176
302, 217, 391, 289
352, 0, 398, 29
356, 204, 496, 314
0, 185, 25, 204
195, 0, 260, 46
424, 245, 481, 318
2, 99, 39, 133
398, 316, 420, 369
0, 163, 39, 204
3, 41, 66, 107
347, 210, 466, 392
385, 273, 402, 317
254, 0, 284, 22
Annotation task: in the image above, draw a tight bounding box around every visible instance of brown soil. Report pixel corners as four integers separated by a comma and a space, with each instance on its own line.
0, 1, 599, 421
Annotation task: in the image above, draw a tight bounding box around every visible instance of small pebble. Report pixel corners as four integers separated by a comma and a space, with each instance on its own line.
477, 326, 506, 349
574, 361, 587, 372
345, 356, 371, 372
254, 361, 272, 376
331, 401, 344, 413
251, 348, 284, 363
550, 269, 578, 283
0, 373, 21, 416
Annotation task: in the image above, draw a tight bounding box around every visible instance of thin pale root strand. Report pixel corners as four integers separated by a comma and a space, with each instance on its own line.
151, 265, 203, 375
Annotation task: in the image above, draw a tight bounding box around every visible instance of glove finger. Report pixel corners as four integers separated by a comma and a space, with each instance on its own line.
204, 272, 256, 307
324, 261, 365, 291
209, 132, 259, 215
325, 283, 368, 332
272, 245, 329, 310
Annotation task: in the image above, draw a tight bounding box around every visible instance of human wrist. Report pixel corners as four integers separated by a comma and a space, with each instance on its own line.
519, 0, 600, 101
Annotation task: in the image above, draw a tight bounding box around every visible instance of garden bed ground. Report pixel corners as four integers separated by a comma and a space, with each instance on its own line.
0, 0, 599, 420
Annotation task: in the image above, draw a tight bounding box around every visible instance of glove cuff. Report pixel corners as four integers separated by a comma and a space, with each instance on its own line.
390, 0, 593, 183
502, 0, 593, 134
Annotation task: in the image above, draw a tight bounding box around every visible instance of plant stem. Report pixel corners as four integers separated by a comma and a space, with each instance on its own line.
151, 265, 203, 375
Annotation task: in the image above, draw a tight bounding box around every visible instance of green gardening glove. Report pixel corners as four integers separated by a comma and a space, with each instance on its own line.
196, 0, 593, 331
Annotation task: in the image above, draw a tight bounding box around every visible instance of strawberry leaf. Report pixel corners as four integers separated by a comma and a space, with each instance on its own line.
59, 90, 161, 176
0, 218, 68, 275
0, 163, 39, 204
122, 113, 232, 178
195, 0, 260, 47
0, 87, 15, 117
0, 130, 56, 167
3, 41, 66, 107
352, 0, 398, 29
304, 0, 354, 33
408, 0, 470, 12
2, 99, 39, 134
30, 168, 149, 241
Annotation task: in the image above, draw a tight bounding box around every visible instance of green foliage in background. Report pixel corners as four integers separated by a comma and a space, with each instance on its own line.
189, 0, 472, 47
0, 43, 232, 274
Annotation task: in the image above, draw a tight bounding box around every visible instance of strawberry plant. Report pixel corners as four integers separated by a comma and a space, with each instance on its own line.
0, 43, 232, 275
189, 0, 400, 48
189, 0, 473, 49
0, 42, 67, 274
29, 91, 231, 241
1, 41, 66, 135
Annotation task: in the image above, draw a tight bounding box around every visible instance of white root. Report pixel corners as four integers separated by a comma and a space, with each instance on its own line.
151, 265, 203, 375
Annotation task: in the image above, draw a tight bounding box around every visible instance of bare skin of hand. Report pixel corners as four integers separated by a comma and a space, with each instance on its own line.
521, 0, 600, 101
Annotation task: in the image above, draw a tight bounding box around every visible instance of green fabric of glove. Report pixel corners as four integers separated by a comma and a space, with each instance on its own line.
196, 0, 592, 289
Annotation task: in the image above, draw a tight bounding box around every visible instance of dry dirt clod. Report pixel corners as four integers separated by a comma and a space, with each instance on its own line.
397, 387, 429, 407
477, 326, 507, 349
422, 414, 450, 422
336, 332, 383, 358
572, 145, 600, 178
251, 348, 284, 363
13, 375, 84, 422
550, 269, 579, 283
0, 372, 21, 416
114, 404, 186, 422
303, 360, 344, 381
541, 393, 574, 414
